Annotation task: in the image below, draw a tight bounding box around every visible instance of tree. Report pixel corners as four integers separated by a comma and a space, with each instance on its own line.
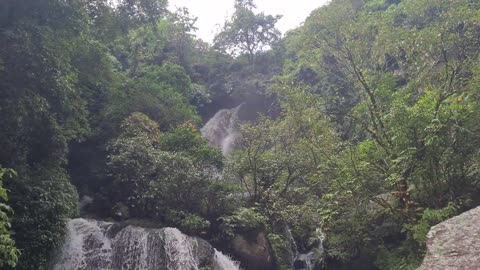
116, 0, 168, 26
105, 63, 200, 130
107, 113, 226, 220
226, 86, 339, 268
0, 1, 93, 268
8, 167, 79, 269
214, 0, 282, 63
281, 0, 480, 267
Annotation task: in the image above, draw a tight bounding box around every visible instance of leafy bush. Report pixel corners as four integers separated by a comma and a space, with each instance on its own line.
165, 210, 211, 234
0, 167, 19, 268
9, 167, 79, 270
267, 233, 291, 270
108, 113, 229, 225
375, 242, 423, 270
219, 207, 268, 237
408, 204, 458, 244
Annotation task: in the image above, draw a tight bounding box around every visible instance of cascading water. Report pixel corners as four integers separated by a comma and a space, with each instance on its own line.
54, 219, 113, 269
201, 104, 243, 155
285, 225, 299, 268
290, 227, 326, 270
213, 249, 241, 270
53, 219, 240, 270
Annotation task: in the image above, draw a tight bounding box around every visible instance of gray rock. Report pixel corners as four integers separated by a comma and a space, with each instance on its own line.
418, 206, 480, 270
231, 231, 275, 270
111, 202, 130, 221
193, 237, 215, 268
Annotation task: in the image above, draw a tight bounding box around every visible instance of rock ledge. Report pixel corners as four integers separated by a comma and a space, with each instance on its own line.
418, 206, 480, 270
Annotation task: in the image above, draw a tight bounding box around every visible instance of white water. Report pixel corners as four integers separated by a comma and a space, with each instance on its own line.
201, 104, 243, 155
213, 249, 241, 270
163, 228, 199, 270
54, 219, 239, 270
288, 226, 326, 270
54, 219, 113, 270
285, 225, 299, 268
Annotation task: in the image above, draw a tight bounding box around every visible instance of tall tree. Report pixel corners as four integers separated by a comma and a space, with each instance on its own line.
117, 0, 168, 25
214, 0, 282, 63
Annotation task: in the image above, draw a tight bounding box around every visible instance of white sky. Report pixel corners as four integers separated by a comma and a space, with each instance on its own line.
168, 0, 330, 43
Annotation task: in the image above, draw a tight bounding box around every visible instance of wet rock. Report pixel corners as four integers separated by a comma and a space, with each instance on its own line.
418, 206, 480, 270
193, 237, 215, 268
293, 259, 307, 269
111, 202, 129, 221
231, 232, 274, 270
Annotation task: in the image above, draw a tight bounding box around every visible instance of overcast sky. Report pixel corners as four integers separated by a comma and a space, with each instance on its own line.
168, 0, 330, 43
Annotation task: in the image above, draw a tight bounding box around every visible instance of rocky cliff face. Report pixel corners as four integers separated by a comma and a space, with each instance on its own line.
418, 206, 480, 270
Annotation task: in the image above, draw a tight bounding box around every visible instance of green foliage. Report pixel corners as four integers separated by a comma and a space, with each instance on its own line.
106, 64, 199, 129
0, 1, 90, 269
2, 0, 480, 269
408, 204, 458, 244
275, 0, 480, 267
0, 0, 240, 268
228, 85, 338, 203
0, 167, 19, 268
375, 243, 423, 270
160, 122, 224, 169
219, 207, 268, 237
214, 0, 282, 62
202, 180, 243, 221
8, 167, 79, 270
107, 113, 229, 227
267, 233, 291, 270
116, 0, 168, 25
165, 210, 211, 234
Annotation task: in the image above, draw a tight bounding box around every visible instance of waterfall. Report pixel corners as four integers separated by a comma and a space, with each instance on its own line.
201, 104, 243, 155
53, 218, 240, 270
163, 228, 199, 270
285, 225, 299, 268
290, 227, 326, 270
213, 249, 241, 270
54, 219, 113, 270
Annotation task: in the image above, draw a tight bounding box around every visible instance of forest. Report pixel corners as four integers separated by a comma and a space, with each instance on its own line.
0, 0, 480, 269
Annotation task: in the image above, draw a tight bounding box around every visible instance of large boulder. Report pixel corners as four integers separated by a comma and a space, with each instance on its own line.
418, 206, 480, 270
232, 231, 275, 270
194, 237, 216, 268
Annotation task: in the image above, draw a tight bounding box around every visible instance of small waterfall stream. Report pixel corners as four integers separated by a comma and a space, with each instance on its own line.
288, 226, 326, 270
201, 104, 243, 155
285, 225, 299, 268
53, 219, 240, 270
213, 249, 240, 270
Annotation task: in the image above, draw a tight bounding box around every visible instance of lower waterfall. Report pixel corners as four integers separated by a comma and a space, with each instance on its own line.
288, 226, 326, 270
213, 250, 240, 270
53, 219, 240, 270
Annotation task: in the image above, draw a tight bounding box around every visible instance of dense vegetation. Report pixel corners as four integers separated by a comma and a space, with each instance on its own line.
0, 0, 479, 269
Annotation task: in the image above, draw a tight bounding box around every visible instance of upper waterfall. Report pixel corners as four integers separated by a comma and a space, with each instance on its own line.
201, 104, 243, 155
53, 218, 240, 270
